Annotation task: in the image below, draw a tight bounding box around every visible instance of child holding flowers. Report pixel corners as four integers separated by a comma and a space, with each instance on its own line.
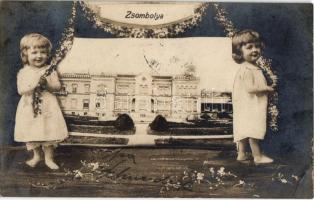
232, 30, 274, 164
14, 33, 68, 170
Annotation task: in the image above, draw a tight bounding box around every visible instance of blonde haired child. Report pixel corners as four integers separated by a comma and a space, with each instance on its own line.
232, 30, 274, 164
15, 33, 68, 170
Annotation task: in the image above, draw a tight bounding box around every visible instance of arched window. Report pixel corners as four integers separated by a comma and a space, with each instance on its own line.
95, 97, 105, 109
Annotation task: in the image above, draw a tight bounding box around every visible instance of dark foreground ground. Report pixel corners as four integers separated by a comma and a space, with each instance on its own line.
0, 145, 312, 198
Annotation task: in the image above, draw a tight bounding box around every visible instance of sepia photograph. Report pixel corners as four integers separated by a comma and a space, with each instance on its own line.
57, 37, 236, 146
0, 1, 312, 198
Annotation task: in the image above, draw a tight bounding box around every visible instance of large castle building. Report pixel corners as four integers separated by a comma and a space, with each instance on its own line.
56, 37, 234, 122
57, 72, 201, 122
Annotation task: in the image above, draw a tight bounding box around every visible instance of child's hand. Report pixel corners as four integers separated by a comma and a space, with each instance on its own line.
39, 77, 47, 90
267, 86, 275, 94
39, 76, 47, 85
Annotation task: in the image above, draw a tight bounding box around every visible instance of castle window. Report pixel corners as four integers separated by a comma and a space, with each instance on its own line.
84, 84, 90, 93
131, 99, 135, 112
72, 84, 78, 93
96, 97, 105, 109
83, 99, 89, 109
117, 84, 129, 94
193, 100, 198, 112
61, 84, 67, 92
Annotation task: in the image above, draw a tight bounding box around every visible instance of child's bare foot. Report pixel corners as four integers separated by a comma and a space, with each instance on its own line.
45, 159, 59, 170
254, 154, 273, 164
26, 156, 41, 168
237, 153, 250, 161
26, 148, 41, 168
43, 145, 59, 170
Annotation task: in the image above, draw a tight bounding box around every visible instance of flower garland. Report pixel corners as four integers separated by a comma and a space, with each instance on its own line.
32, 1, 77, 117
213, 3, 279, 132
256, 57, 279, 132
213, 3, 238, 37
79, 1, 209, 38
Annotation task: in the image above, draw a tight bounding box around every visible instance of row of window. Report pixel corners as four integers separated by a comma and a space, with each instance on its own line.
61, 98, 198, 109
62, 83, 109, 94
176, 84, 197, 89
153, 85, 171, 96
175, 91, 198, 96
61, 82, 197, 95
69, 111, 105, 117
61, 98, 106, 110
62, 83, 91, 94
201, 103, 233, 112
116, 84, 133, 94
65, 100, 204, 116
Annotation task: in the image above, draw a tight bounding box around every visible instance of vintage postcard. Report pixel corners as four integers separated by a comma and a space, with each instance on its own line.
0, 1, 312, 198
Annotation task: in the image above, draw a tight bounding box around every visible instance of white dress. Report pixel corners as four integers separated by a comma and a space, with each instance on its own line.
232, 62, 269, 142
14, 65, 68, 143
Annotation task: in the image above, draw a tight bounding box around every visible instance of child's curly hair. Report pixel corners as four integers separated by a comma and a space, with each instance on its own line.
20, 33, 52, 65
232, 30, 265, 64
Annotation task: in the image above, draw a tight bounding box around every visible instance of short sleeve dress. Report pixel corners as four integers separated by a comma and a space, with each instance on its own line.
14, 65, 68, 146
232, 62, 269, 142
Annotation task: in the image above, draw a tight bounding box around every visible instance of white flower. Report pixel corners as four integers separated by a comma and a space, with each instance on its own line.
233, 180, 245, 187
280, 179, 288, 184
197, 172, 204, 180
217, 167, 226, 176
90, 162, 99, 171
74, 170, 83, 179
203, 160, 210, 165
291, 175, 299, 181
209, 167, 215, 175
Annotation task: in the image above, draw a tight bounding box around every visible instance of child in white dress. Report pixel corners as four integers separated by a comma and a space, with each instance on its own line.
14, 33, 68, 170
232, 30, 274, 164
